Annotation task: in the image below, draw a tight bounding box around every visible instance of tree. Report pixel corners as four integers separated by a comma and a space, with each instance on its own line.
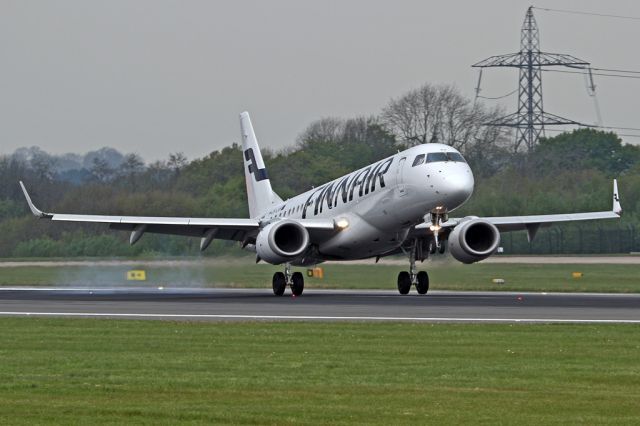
533, 129, 640, 177
30, 150, 56, 181
296, 116, 399, 170
0, 156, 31, 199
381, 83, 508, 153
144, 160, 171, 187
167, 152, 188, 173
90, 157, 114, 183
177, 144, 244, 195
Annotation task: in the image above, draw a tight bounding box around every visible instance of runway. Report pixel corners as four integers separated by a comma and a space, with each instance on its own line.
0, 287, 639, 323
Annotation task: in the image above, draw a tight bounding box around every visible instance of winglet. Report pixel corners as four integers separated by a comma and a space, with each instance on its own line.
613, 179, 622, 216
19, 181, 51, 218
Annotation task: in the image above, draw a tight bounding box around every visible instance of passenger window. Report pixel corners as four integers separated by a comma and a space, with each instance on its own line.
412, 154, 425, 167
426, 152, 449, 163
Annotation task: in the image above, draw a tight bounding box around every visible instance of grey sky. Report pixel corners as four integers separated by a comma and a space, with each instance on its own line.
1, 0, 639, 161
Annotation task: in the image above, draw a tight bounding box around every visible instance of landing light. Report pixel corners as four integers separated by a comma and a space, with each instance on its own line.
336, 218, 350, 229
429, 225, 441, 232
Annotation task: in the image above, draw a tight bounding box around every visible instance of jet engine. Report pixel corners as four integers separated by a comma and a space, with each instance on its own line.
256, 220, 310, 264
447, 218, 500, 264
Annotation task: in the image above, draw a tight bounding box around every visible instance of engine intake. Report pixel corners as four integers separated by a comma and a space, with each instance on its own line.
448, 218, 500, 264
256, 220, 310, 264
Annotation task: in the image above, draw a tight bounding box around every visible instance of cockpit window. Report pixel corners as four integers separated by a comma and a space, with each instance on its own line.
412, 154, 425, 167
426, 152, 449, 163
426, 152, 467, 163
447, 152, 466, 163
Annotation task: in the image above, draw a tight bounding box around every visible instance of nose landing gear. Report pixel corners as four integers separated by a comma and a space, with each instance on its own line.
272, 263, 305, 296
428, 211, 448, 251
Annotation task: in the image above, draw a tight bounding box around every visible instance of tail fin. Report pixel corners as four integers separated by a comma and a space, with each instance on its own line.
240, 112, 282, 218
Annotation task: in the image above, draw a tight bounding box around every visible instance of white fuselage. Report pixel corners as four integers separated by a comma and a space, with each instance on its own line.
258, 144, 474, 261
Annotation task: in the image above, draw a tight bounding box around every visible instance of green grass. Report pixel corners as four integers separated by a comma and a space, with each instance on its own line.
1, 260, 639, 293
0, 319, 638, 424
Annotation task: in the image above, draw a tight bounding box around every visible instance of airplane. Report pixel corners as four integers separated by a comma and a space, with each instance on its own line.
20, 112, 622, 296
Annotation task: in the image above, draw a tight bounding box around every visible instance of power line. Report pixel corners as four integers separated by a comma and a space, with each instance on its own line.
592, 67, 640, 75
544, 128, 640, 138
597, 125, 640, 132
543, 69, 640, 80
533, 6, 640, 21
477, 88, 518, 100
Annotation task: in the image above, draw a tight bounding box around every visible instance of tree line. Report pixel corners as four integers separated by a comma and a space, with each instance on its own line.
1, 82, 639, 258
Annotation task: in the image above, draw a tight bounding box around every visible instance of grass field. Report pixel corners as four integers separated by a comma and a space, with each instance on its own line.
0, 318, 638, 424
0, 259, 639, 293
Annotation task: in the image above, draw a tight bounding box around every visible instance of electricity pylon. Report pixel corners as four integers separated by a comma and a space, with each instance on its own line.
473, 6, 590, 152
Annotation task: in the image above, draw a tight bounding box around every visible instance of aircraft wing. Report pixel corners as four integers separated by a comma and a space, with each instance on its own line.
415, 180, 622, 240
19, 181, 336, 247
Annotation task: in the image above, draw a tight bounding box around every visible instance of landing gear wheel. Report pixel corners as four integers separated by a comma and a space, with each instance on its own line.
416, 271, 429, 295
397, 271, 411, 295
291, 272, 304, 296
438, 240, 447, 255
272, 272, 286, 296
429, 239, 437, 255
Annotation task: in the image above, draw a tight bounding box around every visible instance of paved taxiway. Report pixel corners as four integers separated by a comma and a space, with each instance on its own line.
0, 288, 638, 323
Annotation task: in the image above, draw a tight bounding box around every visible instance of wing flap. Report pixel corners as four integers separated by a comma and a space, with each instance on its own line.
19, 181, 338, 245
486, 210, 619, 232
19, 181, 261, 242
51, 213, 259, 229
109, 223, 250, 241
415, 209, 620, 235
414, 179, 621, 236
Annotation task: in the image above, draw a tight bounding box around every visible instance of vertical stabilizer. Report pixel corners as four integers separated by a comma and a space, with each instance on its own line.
240, 112, 282, 218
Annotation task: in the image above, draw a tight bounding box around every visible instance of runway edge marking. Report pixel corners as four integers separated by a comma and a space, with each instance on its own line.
0, 312, 639, 324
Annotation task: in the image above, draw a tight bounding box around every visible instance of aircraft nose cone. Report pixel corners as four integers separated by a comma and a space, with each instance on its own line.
441, 166, 474, 207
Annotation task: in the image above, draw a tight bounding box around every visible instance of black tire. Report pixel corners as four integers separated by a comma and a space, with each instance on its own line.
272, 272, 286, 296
438, 240, 447, 254
416, 271, 429, 295
397, 271, 411, 295
291, 272, 304, 296
429, 239, 437, 255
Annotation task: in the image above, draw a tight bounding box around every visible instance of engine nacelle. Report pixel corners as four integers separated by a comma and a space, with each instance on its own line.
448, 218, 500, 264
256, 220, 310, 264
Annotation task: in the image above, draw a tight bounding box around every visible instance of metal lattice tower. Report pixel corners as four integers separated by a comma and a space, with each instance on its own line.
473, 6, 590, 152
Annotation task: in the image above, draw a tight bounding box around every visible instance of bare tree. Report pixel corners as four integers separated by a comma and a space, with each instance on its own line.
296, 117, 343, 147
117, 154, 145, 190
30, 151, 56, 181
167, 152, 188, 172
119, 153, 145, 176
381, 83, 508, 153
90, 157, 114, 183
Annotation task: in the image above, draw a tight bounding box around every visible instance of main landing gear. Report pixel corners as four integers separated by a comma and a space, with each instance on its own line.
397, 238, 431, 295
272, 263, 304, 296
397, 251, 430, 295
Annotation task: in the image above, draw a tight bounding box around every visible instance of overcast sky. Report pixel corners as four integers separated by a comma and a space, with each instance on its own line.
2, 0, 640, 161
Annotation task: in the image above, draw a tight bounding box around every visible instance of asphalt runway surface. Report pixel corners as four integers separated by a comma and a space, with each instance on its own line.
0, 287, 639, 323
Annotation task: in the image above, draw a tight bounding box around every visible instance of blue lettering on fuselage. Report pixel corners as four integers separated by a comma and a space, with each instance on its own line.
302, 157, 394, 219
